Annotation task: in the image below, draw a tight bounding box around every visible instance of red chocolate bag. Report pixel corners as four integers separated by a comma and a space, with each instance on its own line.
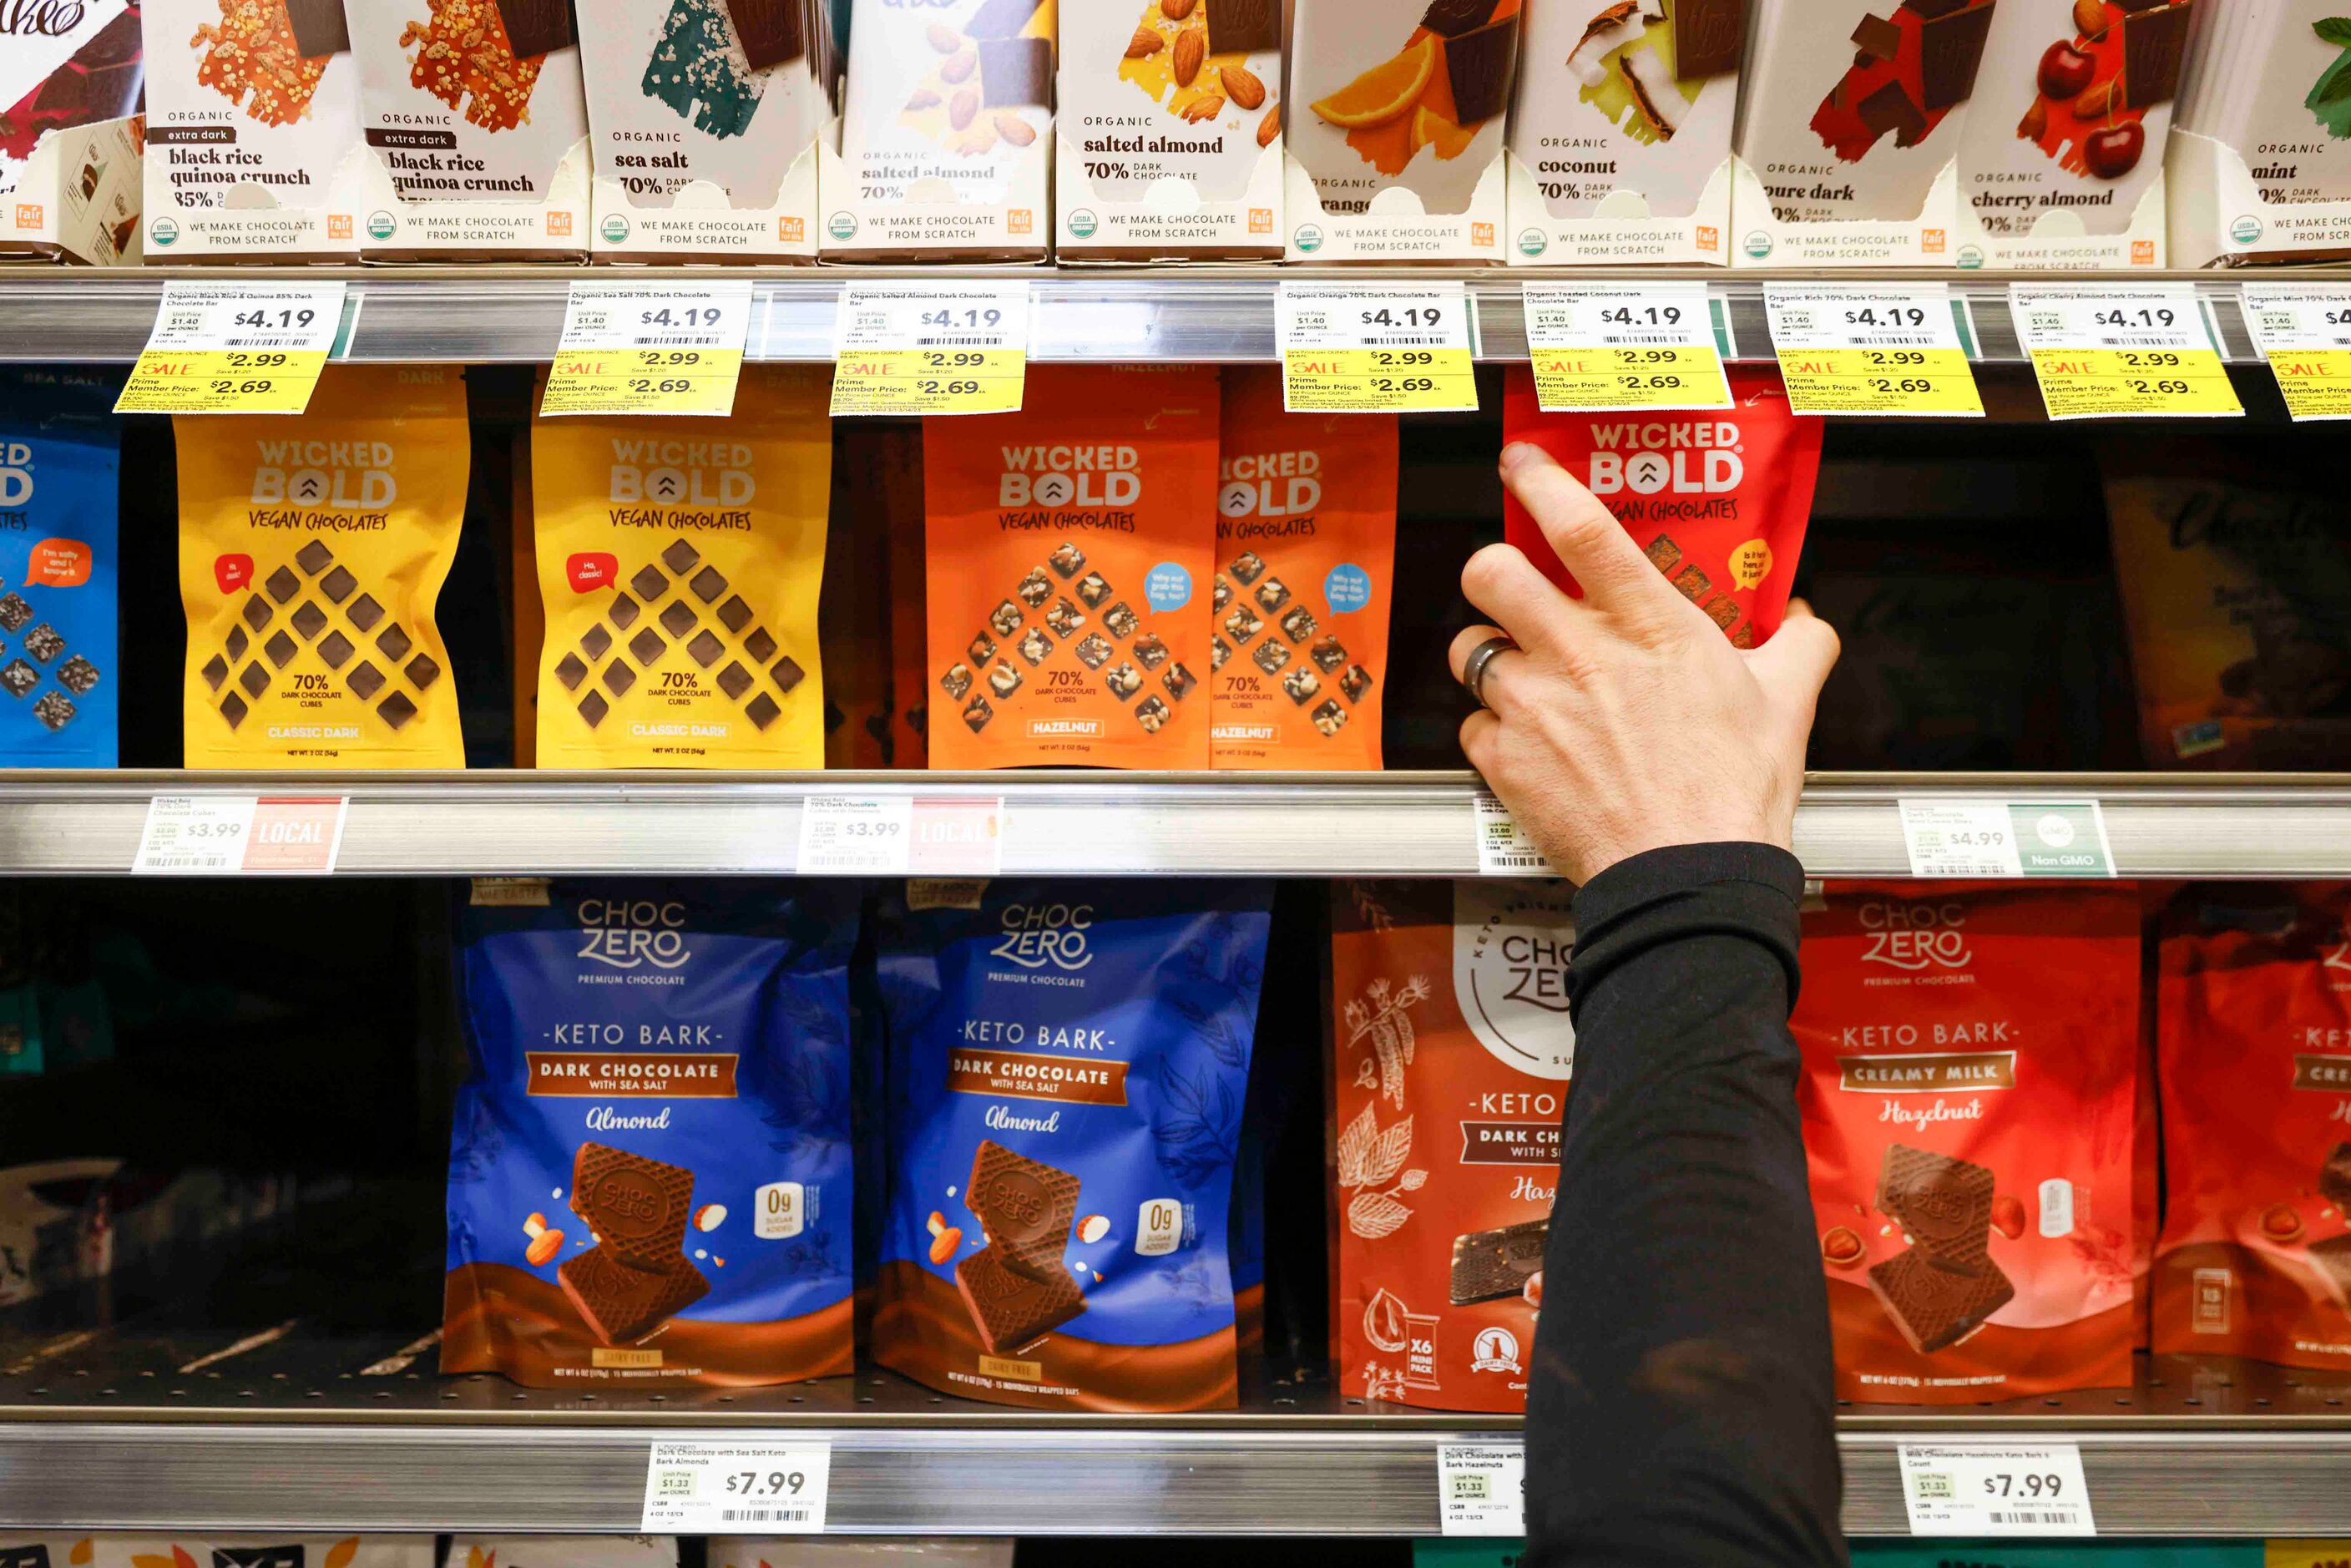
2153, 885, 2351, 1373
1793, 882, 2141, 1404
1500, 366, 1822, 647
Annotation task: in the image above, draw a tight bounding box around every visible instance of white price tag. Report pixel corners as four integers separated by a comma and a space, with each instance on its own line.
1899, 1442, 2095, 1536
1898, 798, 2114, 879
1763, 285, 1984, 417
1521, 283, 1732, 412
114, 282, 351, 415
1277, 281, 1479, 413
539, 281, 755, 417
832, 282, 1029, 417
2240, 282, 2351, 420
641, 1440, 829, 1533
1437, 1441, 1525, 1537
2008, 283, 2242, 420
133, 794, 347, 875
796, 795, 1007, 877
1472, 792, 1555, 878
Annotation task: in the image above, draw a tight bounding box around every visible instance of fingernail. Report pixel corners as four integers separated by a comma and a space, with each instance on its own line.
1499, 442, 1535, 473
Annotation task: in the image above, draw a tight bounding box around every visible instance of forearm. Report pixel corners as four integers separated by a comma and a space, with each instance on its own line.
1523, 844, 1844, 1568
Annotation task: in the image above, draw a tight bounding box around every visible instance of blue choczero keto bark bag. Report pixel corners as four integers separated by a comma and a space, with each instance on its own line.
873, 878, 1272, 1411
442, 880, 857, 1389
0, 370, 119, 766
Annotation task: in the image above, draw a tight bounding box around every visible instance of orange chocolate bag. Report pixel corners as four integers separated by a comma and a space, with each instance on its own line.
2153, 885, 2351, 1373
924, 367, 1219, 770
1331, 881, 1573, 1414
1500, 364, 1821, 648
1212, 370, 1397, 770
1794, 883, 2141, 1404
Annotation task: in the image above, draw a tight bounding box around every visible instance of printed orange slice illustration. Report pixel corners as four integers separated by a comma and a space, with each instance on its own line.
1311, 36, 1435, 129
1409, 105, 1477, 160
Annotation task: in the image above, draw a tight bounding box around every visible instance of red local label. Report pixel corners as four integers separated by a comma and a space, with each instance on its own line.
214, 553, 254, 594
568, 551, 619, 592
26, 538, 88, 586
241, 797, 346, 873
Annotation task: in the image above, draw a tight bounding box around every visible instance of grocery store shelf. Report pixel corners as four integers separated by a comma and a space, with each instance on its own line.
0, 266, 2269, 367
0, 771, 2345, 878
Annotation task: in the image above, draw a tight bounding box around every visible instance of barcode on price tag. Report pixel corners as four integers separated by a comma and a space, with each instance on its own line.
641, 1441, 830, 1532
1472, 793, 1555, 878
133, 794, 346, 875
539, 281, 753, 417
1278, 282, 1479, 413
1437, 1441, 1524, 1537
115, 282, 351, 415
1899, 1442, 2095, 1536
796, 795, 1007, 877
1898, 798, 2113, 879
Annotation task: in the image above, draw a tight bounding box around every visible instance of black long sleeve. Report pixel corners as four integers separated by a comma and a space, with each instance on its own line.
1522, 843, 1845, 1568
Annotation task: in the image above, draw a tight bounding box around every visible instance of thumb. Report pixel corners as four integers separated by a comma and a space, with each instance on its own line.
1746, 599, 1841, 714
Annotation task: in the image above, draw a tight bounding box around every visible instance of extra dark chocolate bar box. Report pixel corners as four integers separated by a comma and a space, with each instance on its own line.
442, 878, 856, 1388
872, 878, 1272, 1411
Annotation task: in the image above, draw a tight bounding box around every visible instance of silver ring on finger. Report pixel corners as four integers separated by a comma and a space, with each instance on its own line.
1460, 635, 1519, 711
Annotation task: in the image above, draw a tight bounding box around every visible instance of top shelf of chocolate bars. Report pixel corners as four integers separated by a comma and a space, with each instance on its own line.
0, 0, 2322, 272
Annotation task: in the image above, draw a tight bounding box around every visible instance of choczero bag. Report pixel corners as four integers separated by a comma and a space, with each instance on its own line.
924, 367, 1219, 770
1331, 880, 1572, 1414
442, 878, 856, 1388
1212, 369, 1396, 771
2154, 885, 2351, 1373
873, 878, 1272, 1411
177, 366, 468, 769
1502, 365, 1820, 648
1794, 882, 2140, 1404
531, 367, 832, 769
0, 371, 120, 767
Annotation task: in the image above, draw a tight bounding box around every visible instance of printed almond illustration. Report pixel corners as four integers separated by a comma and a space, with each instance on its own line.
896, 0, 1050, 156
1115, 0, 1280, 143
1311, 0, 1523, 175
400, 0, 564, 132
1811, 0, 1996, 163
1560, 0, 1744, 148
2010, 0, 2192, 178
195, 0, 346, 126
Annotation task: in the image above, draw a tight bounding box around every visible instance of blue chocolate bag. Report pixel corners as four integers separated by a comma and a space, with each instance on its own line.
0, 370, 119, 767
442, 879, 857, 1388
873, 878, 1272, 1410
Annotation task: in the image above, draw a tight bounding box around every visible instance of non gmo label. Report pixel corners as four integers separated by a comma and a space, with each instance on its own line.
1898, 799, 2115, 879
1437, 1441, 1526, 1537
1898, 1441, 2095, 1536
640, 1440, 829, 1533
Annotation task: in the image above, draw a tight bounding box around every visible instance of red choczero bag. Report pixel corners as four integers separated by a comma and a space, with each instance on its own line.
1793, 882, 2141, 1404
2154, 886, 2351, 1373
1500, 365, 1823, 647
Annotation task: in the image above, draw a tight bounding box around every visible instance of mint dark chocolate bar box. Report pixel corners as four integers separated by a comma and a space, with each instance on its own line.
581, 0, 837, 259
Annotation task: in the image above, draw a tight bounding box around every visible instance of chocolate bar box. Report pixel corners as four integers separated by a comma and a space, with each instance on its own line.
2171, 0, 2351, 265
1954, 0, 2196, 267
0, 0, 144, 262
1505, 0, 1746, 265
821, 0, 1054, 260
346, 0, 592, 256
141, 0, 369, 258
1732, 0, 1996, 266
1055, 0, 1282, 260
580, 0, 837, 260
1283, 0, 1522, 260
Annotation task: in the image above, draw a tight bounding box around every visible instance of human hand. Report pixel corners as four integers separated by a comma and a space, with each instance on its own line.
1448, 443, 1841, 885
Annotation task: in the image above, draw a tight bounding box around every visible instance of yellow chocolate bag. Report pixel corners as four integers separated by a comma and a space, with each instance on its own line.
178, 366, 469, 769
1212, 369, 1397, 770
531, 367, 832, 770
925, 366, 1221, 770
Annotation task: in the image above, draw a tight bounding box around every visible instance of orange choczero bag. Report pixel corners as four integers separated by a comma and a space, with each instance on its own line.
924, 367, 1219, 769
1794, 882, 2140, 1404
1331, 880, 1574, 1413
2153, 885, 2351, 1373
1212, 369, 1397, 770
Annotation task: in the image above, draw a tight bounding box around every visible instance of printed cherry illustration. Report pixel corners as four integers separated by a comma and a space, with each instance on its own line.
2083, 117, 2145, 178
2037, 40, 2096, 99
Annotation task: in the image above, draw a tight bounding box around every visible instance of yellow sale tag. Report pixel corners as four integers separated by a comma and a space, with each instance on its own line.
2265, 1543, 2351, 1568
538, 281, 752, 418
2010, 283, 2242, 421
1764, 285, 1984, 418
2024, 346, 2239, 419
115, 282, 348, 416
1522, 284, 1732, 413
2262, 348, 2351, 419
1278, 281, 1479, 414
1776, 346, 1983, 417
2240, 283, 2351, 421
539, 346, 746, 417
831, 283, 1031, 417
